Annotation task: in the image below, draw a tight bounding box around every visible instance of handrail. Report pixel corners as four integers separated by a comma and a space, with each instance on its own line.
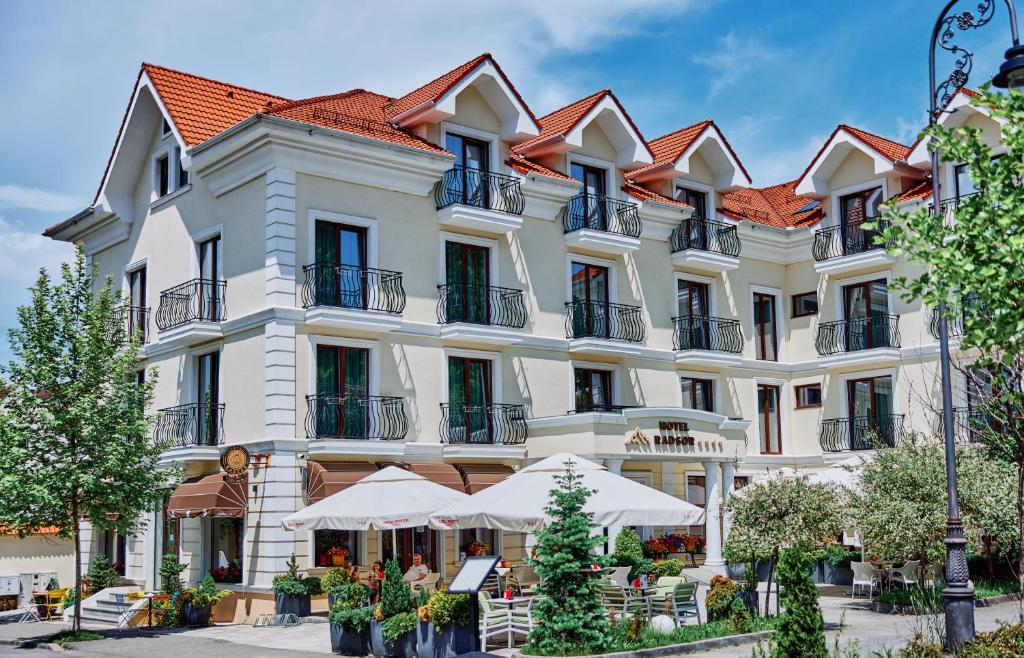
305, 394, 408, 440
672, 315, 743, 353
155, 279, 226, 330
565, 300, 645, 343
434, 166, 525, 216
669, 217, 741, 257
301, 263, 406, 314
562, 192, 641, 238
819, 414, 904, 452
154, 402, 224, 448
436, 283, 527, 328
438, 402, 528, 445
816, 315, 901, 355
812, 217, 892, 262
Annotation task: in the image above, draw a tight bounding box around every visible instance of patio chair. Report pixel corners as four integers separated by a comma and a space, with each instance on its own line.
111, 592, 138, 628
44, 589, 68, 621
850, 561, 880, 598
649, 576, 687, 613
670, 582, 700, 626
606, 566, 631, 587
409, 572, 440, 595
513, 564, 540, 592
889, 561, 922, 588
923, 564, 942, 588
600, 583, 651, 620
478, 591, 528, 652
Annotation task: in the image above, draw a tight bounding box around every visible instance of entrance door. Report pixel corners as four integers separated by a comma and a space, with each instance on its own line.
445, 133, 489, 207
677, 280, 710, 349
382, 527, 440, 573
570, 262, 609, 338
843, 279, 889, 351
316, 345, 370, 438
570, 163, 608, 230
99, 530, 127, 576
197, 351, 220, 445
847, 375, 894, 448
445, 242, 489, 324
315, 221, 367, 309
839, 187, 882, 254
448, 357, 492, 443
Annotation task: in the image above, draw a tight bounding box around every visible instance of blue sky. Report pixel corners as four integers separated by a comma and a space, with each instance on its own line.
0, 0, 1014, 362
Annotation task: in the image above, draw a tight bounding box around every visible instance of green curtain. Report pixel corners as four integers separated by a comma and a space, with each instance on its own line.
316, 346, 340, 437
343, 348, 368, 438
315, 221, 339, 306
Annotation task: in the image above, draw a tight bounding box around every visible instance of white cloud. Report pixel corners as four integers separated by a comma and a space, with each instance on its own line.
740, 133, 828, 187
0, 217, 74, 286
0, 184, 80, 213
895, 116, 923, 145
693, 31, 782, 100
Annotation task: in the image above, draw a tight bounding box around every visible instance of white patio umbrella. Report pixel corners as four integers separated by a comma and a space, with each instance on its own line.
281, 466, 469, 553
429, 453, 704, 532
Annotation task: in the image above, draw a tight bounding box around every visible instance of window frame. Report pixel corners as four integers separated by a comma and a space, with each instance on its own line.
680, 376, 714, 412
794, 383, 822, 409
791, 291, 818, 318
756, 382, 783, 454
752, 291, 779, 361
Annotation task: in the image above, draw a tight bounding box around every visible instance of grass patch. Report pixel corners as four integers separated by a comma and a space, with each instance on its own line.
49, 630, 104, 645
874, 579, 1018, 606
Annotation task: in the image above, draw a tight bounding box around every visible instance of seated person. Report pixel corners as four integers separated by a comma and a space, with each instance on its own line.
402, 553, 429, 583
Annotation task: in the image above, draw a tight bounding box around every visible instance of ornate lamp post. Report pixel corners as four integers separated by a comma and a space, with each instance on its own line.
927, 0, 1024, 649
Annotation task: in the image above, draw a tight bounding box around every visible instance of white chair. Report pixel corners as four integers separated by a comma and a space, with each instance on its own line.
478, 591, 529, 651
850, 561, 879, 599
889, 561, 921, 588
606, 566, 631, 587
409, 572, 440, 595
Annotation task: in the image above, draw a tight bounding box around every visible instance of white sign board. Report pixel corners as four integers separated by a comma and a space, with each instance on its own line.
446, 555, 501, 594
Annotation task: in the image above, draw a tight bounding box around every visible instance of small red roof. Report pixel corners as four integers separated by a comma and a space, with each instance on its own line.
894, 179, 932, 204
627, 119, 751, 183
795, 124, 912, 190
506, 154, 575, 182
721, 181, 824, 229
622, 182, 693, 209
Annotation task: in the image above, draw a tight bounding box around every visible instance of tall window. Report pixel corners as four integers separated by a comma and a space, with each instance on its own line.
155, 154, 170, 198
458, 528, 497, 560
99, 530, 126, 576
448, 357, 492, 442
445, 242, 490, 324
674, 187, 708, 219
757, 384, 782, 454
570, 262, 609, 338
839, 187, 883, 254
161, 497, 179, 560
176, 152, 190, 189
314, 530, 359, 568
954, 163, 976, 199
198, 235, 221, 321
847, 375, 894, 448
314, 221, 368, 309
570, 162, 608, 230
677, 280, 710, 350
197, 351, 220, 445
680, 377, 713, 412
575, 368, 612, 412
445, 133, 490, 207
753, 292, 778, 361
316, 345, 369, 438
128, 267, 147, 341
686, 475, 706, 508
843, 279, 889, 351
209, 518, 243, 583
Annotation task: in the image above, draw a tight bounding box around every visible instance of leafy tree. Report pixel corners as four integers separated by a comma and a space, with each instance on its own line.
878, 87, 1024, 611
0, 245, 179, 629
526, 460, 609, 655
723, 474, 844, 616
771, 547, 827, 658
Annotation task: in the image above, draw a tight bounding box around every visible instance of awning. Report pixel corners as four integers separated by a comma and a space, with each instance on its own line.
307, 462, 379, 505
166, 473, 248, 518
404, 463, 465, 492
456, 464, 515, 493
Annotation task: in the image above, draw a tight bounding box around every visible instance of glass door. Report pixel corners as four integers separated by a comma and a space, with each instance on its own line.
570, 262, 609, 338
570, 163, 608, 230
843, 279, 888, 351
316, 345, 369, 438
445, 133, 489, 208
574, 368, 612, 412
128, 267, 146, 341
677, 280, 710, 349
675, 187, 709, 249
847, 376, 893, 448
198, 236, 220, 321
753, 293, 778, 361
448, 357, 492, 443
839, 187, 882, 254
315, 221, 367, 309
445, 242, 489, 324
197, 351, 220, 445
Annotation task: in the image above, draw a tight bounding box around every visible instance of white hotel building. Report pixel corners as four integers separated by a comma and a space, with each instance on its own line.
43, 54, 1004, 611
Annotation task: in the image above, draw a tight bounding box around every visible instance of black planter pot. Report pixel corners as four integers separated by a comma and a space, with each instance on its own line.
725, 563, 745, 580
276, 593, 312, 618
417, 621, 473, 658
182, 603, 211, 627
370, 620, 417, 658
811, 560, 827, 584
738, 591, 760, 616
755, 561, 772, 582
824, 563, 854, 586
332, 623, 371, 656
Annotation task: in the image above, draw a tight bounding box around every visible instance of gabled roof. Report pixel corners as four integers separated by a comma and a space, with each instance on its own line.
622, 182, 693, 209
506, 153, 575, 182
893, 179, 932, 204
721, 181, 824, 229
794, 124, 912, 197
266, 90, 447, 154
627, 119, 752, 184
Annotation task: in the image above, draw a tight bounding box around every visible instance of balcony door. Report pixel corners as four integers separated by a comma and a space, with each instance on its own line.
677, 280, 710, 350
757, 384, 782, 454
839, 187, 882, 254
448, 357, 492, 443
847, 375, 893, 448
674, 187, 709, 250
128, 267, 146, 341
445, 133, 489, 207
843, 279, 889, 351
570, 163, 608, 230
571, 262, 609, 338
674, 187, 708, 220
445, 242, 490, 324
316, 345, 369, 439
575, 368, 612, 413
198, 236, 221, 321
197, 351, 220, 445
315, 221, 367, 309
753, 292, 778, 361
954, 163, 977, 199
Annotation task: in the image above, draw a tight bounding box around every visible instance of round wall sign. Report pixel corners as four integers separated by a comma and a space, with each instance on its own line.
221, 445, 250, 482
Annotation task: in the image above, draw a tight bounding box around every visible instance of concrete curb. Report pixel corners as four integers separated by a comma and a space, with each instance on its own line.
870, 592, 1020, 615
512, 630, 774, 658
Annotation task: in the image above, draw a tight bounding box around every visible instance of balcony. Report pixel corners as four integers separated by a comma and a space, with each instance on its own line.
305, 394, 408, 441
436, 283, 527, 344
946, 406, 1010, 444
819, 414, 904, 452
155, 402, 224, 460
565, 300, 645, 357
570, 404, 642, 414
816, 315, 901, 367
119, 305, 151, 346
672, 315, 743, 367
812, 218, 896, 274
439, 402, 528, 445
670, 217, 741, 272
562, 192, 641, 255
155, 279, 226, 346
302, 263, 406, 332
434, 166, 525, 234
928, 297, 984, 341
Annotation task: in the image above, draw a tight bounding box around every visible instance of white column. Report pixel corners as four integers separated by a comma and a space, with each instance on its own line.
703, 461, 724, 568
605, 459, 624, 555
720, 462, 736, 549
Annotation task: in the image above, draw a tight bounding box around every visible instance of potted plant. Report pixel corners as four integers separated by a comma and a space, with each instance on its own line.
416, 589, 472, 658
272, 554, 322, 618
823, 545, 856, 586
328, 546, 351, 567
323, 567, 356, 607
737, 558, 759, 615
329, 581, 374, 655
370, 559, 417, 658
180, 574, 232, 626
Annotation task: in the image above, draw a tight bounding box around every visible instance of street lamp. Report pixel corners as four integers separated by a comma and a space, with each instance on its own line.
927, 0, 1023, 650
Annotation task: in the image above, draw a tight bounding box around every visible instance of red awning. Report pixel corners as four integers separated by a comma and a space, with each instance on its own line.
456, 463, 515, 493
166, 473, 248, 518
306, 462, 379, 505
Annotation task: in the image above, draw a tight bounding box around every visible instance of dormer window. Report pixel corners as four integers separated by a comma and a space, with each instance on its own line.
675, 186, 708, 219
177, 155, 189, 188
161, 118, 172, 137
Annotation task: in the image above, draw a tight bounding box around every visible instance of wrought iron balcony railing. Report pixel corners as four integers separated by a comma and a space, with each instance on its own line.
672, 315, 743, 353
305, 394, 408, 440
155, 279, 226, 330
301, 263, 406, 314
562, 192, 642, 238
812, 218, 893, 262
819, 414, 904, 452
669, 217, 741, 257
154, 402, 224, 448
565, 301, 645, 343
570, 403, 642, 414
434, 166, 525, 216
117, 305, 150, 345
816, 315, 901, 355
928, 297, 985, 339
439, 402, 528, 445
931, 191, 981, 216
436, 283, 527, 328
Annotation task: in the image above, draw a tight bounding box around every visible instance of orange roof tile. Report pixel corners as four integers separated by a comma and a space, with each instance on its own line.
627, 120, 751, 183
622, 182, 692, 209
506, 154, 575, 182
721, 181, 824, 229
795, 124, 912, 191
894, 179, 933, 204
143, 63, 290, 147
0, 525, 60, 536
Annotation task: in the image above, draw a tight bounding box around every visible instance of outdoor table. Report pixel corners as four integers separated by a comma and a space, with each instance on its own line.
489, 596, 532, 648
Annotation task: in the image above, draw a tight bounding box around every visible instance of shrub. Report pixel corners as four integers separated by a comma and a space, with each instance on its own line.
321, 567, 354, 593
650, 559, 684, 578
625, 611, 647, 643
771, 547, 826, 658
330, 603, 375, 632
271, 554, 321, 596
85, 556, 120, 591
378, 559, 414, 620
958, 622, 1024, 656
426, 590, 470, 630
159, 553, 187, 595
381, 610, 418, 643
182, 574, 232, 609
612, 528, 651, 581
705, 575, 738, 622
727, 597, 750, 635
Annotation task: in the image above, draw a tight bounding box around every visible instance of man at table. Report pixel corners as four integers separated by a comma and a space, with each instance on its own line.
402, 554, 429, 583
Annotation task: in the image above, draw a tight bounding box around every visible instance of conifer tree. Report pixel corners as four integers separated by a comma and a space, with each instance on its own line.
378, 558, 414, 619
771, 547, 827, 658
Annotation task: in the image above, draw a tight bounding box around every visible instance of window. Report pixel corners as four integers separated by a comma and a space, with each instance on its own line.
314, 221, 368, 309
839, 187, 883, 226
569, 262, 609, 338
680, 377, 713, 412
445, 133, 490, 207
382, 527, 439, 572
795, 384, 822, 409
316, 345, 369, 438
161, 118, 172, 136
674, 187, 708, 219
575, 367, 612, 412
734, 476, 750, 490
570, 162, 609, 230
209, 518, 243, 583
757, 384, 782, 454
753, 292, 778, 361
458, 528, 497, 560
448, 357, 493, 442
198, 235, 221, 321
314, 530, 359, 568
161, 497, 179, 559
686, 475, 705, 508
791, 292, 818, 318
128, 267, 147, 340
846, 375, 895, 448
444, 241, 490, 323
197, 351, 220, 445
954, 163, 976, 199
176, 154, 189, 188
155, 154, 170, 197
677, 279, 711, 350
842, 279, 889, 351
98, 530, 127, 576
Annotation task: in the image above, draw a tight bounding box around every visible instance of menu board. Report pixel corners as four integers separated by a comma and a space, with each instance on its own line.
446, 555, 502, 594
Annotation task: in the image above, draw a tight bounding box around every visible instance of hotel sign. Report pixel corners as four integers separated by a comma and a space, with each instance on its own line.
653, 421, 693, 446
